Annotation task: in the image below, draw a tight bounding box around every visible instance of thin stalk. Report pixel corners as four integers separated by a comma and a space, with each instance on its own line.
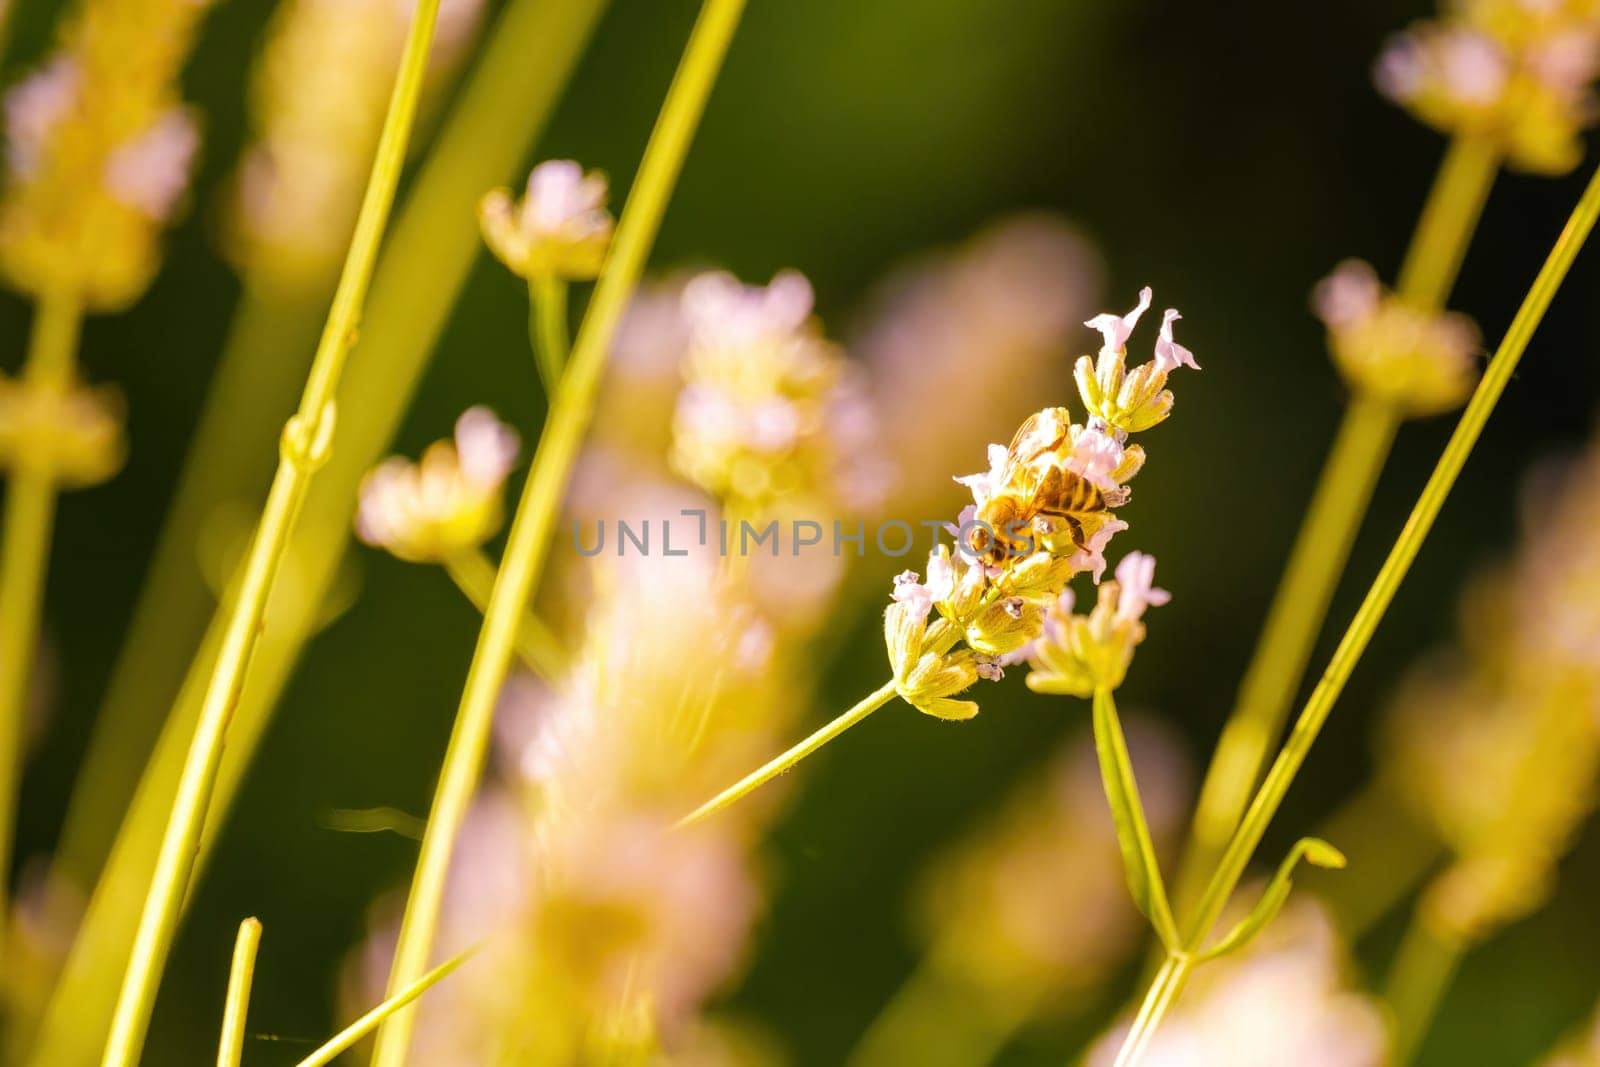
28, 5, 608, 1063
295, 951, 471, 1067
1385, 912, 1465, 1065
1396, 135, 1500, 308
529, 274, 568, 391
1119, 156, 1600, 1065
1115, 955, 1192, 1067
1175, 136, 1498, 916
370, 2, 748, 1062
443, 551, 562, 677
678, 680, 899, 828
0, 290, 81, 944
100, 0, 443, 1060
57, 290, 325, 887
215, 918, 262, 1067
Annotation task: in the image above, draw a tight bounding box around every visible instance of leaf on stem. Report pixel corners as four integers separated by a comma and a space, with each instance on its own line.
1197, 836, 1346, 963
1091, 687, 1181, 950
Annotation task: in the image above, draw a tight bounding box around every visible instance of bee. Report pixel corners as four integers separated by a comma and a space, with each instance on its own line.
965, 407, 1129, 566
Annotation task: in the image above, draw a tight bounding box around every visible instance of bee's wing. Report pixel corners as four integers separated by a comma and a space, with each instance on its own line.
1005, 407, 1072, 465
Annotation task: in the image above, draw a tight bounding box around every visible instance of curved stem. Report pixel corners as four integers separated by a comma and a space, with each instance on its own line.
1176, 136, 1498, 920
215, 918, 262, 1067
99, 1, 443, 1060
443, 551, 562, 677
0, 290, 81, 947
529, 274, 569, 392
1118, 157, 1600, 1065
369, 3, 748, 1063
1385, 910, 1465, 1066
678, 680, 899, 828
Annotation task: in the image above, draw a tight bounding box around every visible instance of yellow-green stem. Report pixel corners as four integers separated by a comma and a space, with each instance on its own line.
28, 6, 607, 1064
215, 918, 261, 1067
370, 2, 747, 1062
99, 1, 442, 1060
679, 680, 899, 828
1176, 397, 1397, 909
1175, 136, 1498, 917
1115, 954, 1192, 1067
296, 951, 471, 1067
1385, 910, 1466, 1066
1121, 156, 1600, 1064
1396, 135, 1500, 308
443, 550, 562, 677
529, 274, 568, 391
0, 290, 81, 947
58, 289, 325, 887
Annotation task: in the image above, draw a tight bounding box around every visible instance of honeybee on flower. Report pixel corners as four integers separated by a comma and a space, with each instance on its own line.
962, 406, 1133, 568
884, 288, 1196, 720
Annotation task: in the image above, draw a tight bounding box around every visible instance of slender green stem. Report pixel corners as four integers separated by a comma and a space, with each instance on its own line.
296, 951, 471, 1067
1176, 397, 1397, 910
1092, 687, 1179, 949
1396, 135, 1500, 308
1385, 911, 1465, 1065
370, 3, 747, 1063
529, 274, 569, 392
1119, 157, 1600, 1065
0, 290, 81, 950
679, 680, 899, 828
28, 6, 608, 1064
1176, 136, 1498, 919
443, 551, 562, 677
99, 2, 442, 1061
1115, 955, 1192, 1067
215, 918, 261, 1067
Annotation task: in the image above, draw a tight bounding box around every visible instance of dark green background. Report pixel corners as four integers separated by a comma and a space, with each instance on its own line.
9, 0, 1600, 1062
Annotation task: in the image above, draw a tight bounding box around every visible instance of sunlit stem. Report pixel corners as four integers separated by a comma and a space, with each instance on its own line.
1119, 156, 1600, 1065
99, 0, 443, 1060
1384, 911, 1466, 1065
215, 918, 262, 1067
529, 274, 569, 392
0, 289, 80, 949
443, 551, 563, 677
678, 680, 900, 828
295, 950, 472, 1067
370, 2, 748, 1063
1396, 135, 1499, 308
1115, 954, 1192, 1067
1175, 136, 1498, 916
26, 5, 609, 1064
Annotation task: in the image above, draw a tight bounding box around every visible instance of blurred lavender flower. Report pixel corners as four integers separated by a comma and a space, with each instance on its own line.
355, 406, 519, 563
1312, 259, 1480, 417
